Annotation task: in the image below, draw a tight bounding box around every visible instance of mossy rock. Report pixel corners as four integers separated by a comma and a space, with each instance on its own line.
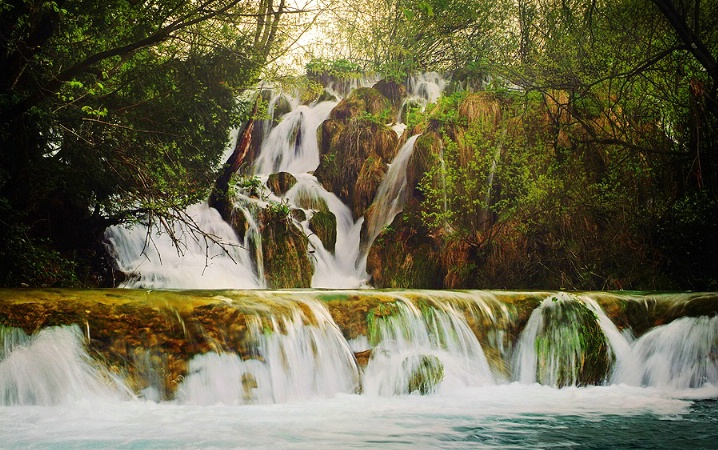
352, 153, 387, 220
259, 209, 313, 288
316, 120, 397, 219
365, 204, 442, 289
535, 296, 612, 387
406, 132, 442, 200
403, 354, 444, 395
291, 208, 307, 222
309, 210, 337, 252
266, 172, 297, 197
316, 89, 339, 103
329, 87, 391, 121
372, 79, 407, 111
293, 184, 330, 212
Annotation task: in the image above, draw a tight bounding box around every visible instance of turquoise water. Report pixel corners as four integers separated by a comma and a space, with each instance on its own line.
2, 384, 716, 449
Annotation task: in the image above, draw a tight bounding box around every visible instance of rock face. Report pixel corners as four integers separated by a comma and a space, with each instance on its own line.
534, 297, 612, 387
366, 200, 443, 289
309, 210, 337, 253
259, 207, 313, 288
315, 88, 399, 220
266, 172, 297, 197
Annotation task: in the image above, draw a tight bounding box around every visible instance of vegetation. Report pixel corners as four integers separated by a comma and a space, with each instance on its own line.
0, 0, 296, 287
2, 0, 717, 290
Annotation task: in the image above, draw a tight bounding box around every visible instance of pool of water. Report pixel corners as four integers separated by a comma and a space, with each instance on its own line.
2, 384, 716, 449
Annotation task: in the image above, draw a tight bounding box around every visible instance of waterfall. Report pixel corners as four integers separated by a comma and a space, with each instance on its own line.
103, 72, 452, 289
359, 135, 421, 270
176, 297, 359, 404
362, 294, 495, 395
0, 325, 128, 405
612, 315, 718, 389
105, 203, 262, 289
2, 289, 718, 413
284, 175, 366, 287
513, 292, 630, 387
253, 101, 336, 175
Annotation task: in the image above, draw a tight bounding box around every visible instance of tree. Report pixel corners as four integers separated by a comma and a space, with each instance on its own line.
0, 0, 292, 286
309, 0, 514, 77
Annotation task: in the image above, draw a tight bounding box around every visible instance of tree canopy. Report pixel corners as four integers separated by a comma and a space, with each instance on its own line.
0, 0, 294, 286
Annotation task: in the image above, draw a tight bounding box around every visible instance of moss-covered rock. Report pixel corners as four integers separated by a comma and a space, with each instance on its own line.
353, 153, 387, 219
403, 354, 444, 395
266, 172, 297, 197
372, 79, 407, 113
309, 210, 337, 252
365, 202, 442, 289
329, 87, 392, 121
535, 295, 612, 387
316, 89, 339, 104
259, 208, 313, 288
406, 132, 442, 200
315, 89, 398, 220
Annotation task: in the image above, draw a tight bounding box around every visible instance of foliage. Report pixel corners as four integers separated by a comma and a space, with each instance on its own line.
315, 0, 515, 74
306, 58, 363, 79
0, 0, 292, 286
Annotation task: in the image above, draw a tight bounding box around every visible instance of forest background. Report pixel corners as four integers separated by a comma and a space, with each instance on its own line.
1, 0, 716, 290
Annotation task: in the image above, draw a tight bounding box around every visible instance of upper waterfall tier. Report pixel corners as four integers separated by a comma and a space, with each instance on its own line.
104, 74, 449, 290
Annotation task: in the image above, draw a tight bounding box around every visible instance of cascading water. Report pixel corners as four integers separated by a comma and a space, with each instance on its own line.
513, 292, 630, 387
177, 297, 359, 404
1, 289, 718, 448
361, 294, 495, 396
284, 175, 366, 287
612, 315, 718, 389
104, 72, 449, 289
358, 135, 421, 269
0, 325, 127, 405
106, 203, 262, 289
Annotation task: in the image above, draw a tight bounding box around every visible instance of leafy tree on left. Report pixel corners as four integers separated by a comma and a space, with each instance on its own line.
0, 0, 288, 286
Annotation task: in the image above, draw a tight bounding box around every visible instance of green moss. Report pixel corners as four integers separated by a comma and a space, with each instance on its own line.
404, 354, 444, 394
260, 208, 313, 288
367, 301, 400, 346
535, 296, 612, 387
309, 210, 337, 252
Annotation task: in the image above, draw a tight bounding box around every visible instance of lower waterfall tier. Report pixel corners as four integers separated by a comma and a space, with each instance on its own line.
1, 289, 717, 405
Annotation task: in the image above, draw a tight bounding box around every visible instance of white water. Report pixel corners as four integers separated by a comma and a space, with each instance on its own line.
363, 294, 495, 396
284, 175, 366, 287
612, 315, 718, 389
359, 135, 421, 271
253, 101, 336, 175
29, 72, 718, 447
0, 325, 127, 406
513, 293, 631, 386
177, 298, 359, 405
105, 203, 262, 289
2, 292, 718, 447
